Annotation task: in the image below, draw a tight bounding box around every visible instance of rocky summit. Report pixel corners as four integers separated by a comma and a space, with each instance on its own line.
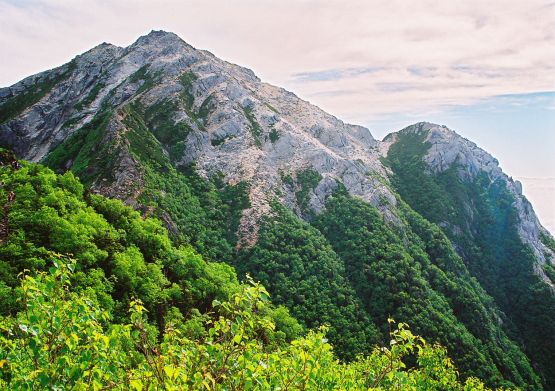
1, 30, 555, 389
1, 30, 395, 243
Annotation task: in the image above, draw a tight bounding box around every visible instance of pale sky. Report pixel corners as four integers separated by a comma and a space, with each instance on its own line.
0, 0, 554, 232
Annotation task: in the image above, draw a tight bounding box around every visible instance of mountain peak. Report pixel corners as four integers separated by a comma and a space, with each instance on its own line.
133, 30, 186, 48
77, 42, 124, 64
147, 29, 174, 37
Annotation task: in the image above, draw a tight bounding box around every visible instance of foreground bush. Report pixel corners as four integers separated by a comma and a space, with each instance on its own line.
0, 260, 506, 390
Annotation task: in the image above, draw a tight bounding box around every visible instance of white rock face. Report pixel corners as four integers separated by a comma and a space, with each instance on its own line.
0, 30, 395, 244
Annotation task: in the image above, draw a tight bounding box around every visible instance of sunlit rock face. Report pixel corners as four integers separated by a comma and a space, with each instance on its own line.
0, 30, 394, 237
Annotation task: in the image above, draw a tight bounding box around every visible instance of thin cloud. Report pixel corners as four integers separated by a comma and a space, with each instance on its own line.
293, 67, 384, 83
293, 70, 346, 83
0, 0, 553, 121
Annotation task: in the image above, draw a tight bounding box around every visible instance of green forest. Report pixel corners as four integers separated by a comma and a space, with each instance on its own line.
0, 154, 506, 390
0, 142, 551, 389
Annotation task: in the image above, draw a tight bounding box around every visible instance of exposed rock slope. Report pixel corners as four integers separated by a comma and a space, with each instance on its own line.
0, 31, 394, 242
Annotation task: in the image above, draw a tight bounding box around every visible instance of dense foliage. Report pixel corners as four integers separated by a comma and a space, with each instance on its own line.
229, 191, 541, 389
314, 195, 540, 389
0, 156, 298, 348
236, 201, 378, 360
139, 163, 251, 264
0, 260, 505, 390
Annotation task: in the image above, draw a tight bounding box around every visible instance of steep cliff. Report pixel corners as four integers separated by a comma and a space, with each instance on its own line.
382, 122, 554, 284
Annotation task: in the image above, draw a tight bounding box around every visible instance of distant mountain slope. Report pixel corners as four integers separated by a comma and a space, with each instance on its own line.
382, 123, 555, 387
1, 30, 555, 389
382, 122, 554, 271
